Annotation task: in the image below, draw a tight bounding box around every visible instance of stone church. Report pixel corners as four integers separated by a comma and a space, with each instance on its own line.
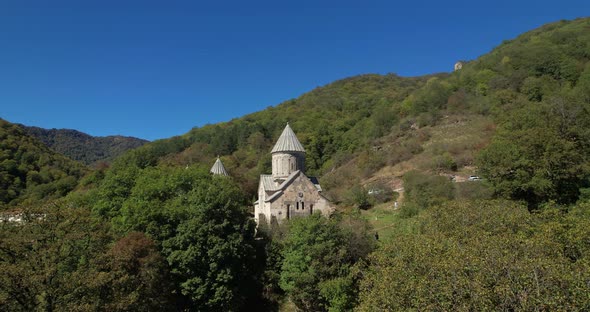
254, 124, 333, 225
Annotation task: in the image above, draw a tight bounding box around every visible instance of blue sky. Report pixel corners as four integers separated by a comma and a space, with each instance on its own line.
1, 1, 588, 140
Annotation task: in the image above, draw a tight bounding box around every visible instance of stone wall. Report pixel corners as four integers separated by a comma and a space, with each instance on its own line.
272, 152, 305, 179
268, 173, 332, 223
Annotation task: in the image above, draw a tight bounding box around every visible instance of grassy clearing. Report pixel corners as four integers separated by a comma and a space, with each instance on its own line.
361, 202, 419, 242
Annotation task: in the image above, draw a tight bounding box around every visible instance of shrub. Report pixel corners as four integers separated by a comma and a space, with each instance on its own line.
403, 171, 455, 210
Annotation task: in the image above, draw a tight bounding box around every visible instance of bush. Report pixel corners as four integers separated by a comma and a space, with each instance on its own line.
455, 181, 494, 200
345, 185, 373, 209
430, 152, 457, 172
403, 171, 455, 210
279, 213, 374, 311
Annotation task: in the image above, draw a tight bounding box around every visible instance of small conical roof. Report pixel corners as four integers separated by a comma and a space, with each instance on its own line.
210, 157, 229, 176
271, 124, 306, 153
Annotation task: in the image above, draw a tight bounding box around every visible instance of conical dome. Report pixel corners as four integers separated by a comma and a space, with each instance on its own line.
271, 124, 305, 153
210, 157, 229, 176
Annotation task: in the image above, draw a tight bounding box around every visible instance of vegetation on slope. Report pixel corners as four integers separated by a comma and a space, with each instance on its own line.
104, 18, 590, 208
0, 119, 87, 208
167, 74, 432, 195
22, 125, 148, 166
357, 200, 590, 311
2, 18, 590, 311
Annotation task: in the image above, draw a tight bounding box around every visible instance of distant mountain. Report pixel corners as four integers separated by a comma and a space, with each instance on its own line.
0, 119, 87, 208
21, 126, 148, 166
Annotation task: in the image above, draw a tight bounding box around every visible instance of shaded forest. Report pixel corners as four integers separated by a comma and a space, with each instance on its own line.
22, 125, 148, 166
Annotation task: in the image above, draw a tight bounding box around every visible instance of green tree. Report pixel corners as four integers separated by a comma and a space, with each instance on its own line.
0, 203, 111, 311
356, 200, 590, 311
92, 164, 260, 310
279, 213, 373, 312
478, 103, 590, 208
0, 119, 87, 207
345, 184, 373, 209
161, 177, 257, 311
89, 232, 174, 311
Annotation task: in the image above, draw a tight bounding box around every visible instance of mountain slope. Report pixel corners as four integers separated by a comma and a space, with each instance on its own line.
104, 73, 433, 195
0, 119, 87, 208
318, 17, 590, 203
22, 126, 148, 166
104, 18, 590, 205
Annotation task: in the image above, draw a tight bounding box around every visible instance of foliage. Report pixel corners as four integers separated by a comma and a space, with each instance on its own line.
478, 100, 590, 208
401, 77, 452, 118
431, 151, 457, 172
22, 125, 148, 166
256, 230, 286, 311
161, 185, 257, 311
0, 119, 87, 208
454, 180, 494, 200
90, 232, 174, 311
402, 170, 455, 213
0, 204, 109, 311
357, 200, 590, 311
345, 184, 373, 209
92, 164, 258, 311
143, 74, 429, 196
279, 213, 374, 312
0, 203, 177, 312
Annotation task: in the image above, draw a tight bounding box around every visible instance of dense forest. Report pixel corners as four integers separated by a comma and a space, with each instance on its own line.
2, 18, 590, 311
0, 119, 87, 208
21, 125, 148, 166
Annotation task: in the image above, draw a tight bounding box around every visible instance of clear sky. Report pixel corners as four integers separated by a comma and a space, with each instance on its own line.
1, 1, 588, 141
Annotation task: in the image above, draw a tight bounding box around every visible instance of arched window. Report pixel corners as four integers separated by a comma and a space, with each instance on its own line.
296, 202, 299, 210
301, 202, 305, 210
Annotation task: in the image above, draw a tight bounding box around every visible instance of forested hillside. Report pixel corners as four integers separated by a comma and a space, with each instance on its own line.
22, 125, 148, 166
0, 119, 87, 208
100, 18, 590, 206
2, 18, 590, 311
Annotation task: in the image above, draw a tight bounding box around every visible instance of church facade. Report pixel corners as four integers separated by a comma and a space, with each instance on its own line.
254, 124, 333, 225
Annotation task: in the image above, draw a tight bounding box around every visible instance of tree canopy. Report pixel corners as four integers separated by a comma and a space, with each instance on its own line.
0, 119, 87, 208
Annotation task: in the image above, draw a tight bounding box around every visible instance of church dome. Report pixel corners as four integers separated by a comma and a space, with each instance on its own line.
210, 157, 229, 176
271, 124, 306, 153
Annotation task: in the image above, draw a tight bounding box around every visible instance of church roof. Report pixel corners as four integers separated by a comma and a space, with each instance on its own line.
309, 176, 323, 192
260, 174, 279, 191
210, 157, 229, 176
258, 170, 323, 202
271, 124, 306, 153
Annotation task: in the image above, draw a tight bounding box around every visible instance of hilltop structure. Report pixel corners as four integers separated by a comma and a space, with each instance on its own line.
254, 124, 333, 226
210, 156, 229, 176
454, 61, 464, 71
